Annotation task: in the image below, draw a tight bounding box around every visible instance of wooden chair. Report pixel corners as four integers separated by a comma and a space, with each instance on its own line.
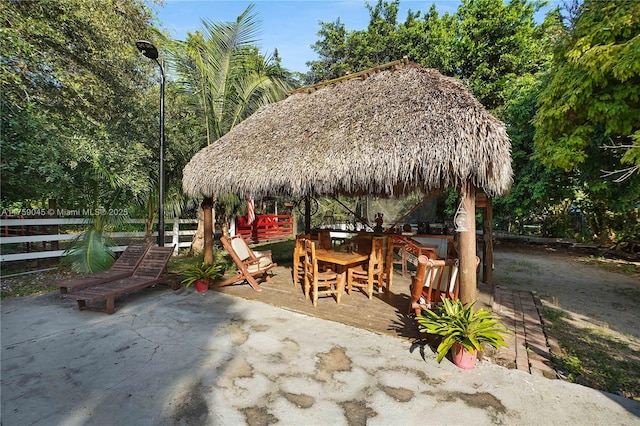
303, 239, 341, 306
218, 235, 277, 292
383, 236, 394, 291
392, 238, 408, 277
409, 256, 459, 315
408, 256, 477, 316
317, 230, 332, 249
347, 237, 384, 299
292, 234, 310, 288
57, 242, 151, 294
356, 232, 372, 254
71, 246, 179, 314
383, 236, 409, 292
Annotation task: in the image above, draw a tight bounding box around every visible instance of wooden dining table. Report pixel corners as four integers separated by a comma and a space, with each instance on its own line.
315, 248, 369, 294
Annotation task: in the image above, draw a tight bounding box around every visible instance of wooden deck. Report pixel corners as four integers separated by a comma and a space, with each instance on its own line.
213, 262, 556, 378
214, 263, 454, 341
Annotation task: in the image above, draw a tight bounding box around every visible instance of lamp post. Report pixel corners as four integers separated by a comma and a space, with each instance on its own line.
136, 40, 165, 247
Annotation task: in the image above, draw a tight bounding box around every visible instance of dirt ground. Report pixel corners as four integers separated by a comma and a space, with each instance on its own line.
491, 240, 640, 348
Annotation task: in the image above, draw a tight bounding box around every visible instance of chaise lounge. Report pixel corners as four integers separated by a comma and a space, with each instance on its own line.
56, 242, 151, 294
71, 245, 179, 314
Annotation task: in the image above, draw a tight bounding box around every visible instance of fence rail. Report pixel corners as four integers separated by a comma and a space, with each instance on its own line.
0, 217, 198, 262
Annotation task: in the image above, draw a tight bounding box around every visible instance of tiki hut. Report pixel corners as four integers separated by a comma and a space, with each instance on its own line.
183, 58, 513, 303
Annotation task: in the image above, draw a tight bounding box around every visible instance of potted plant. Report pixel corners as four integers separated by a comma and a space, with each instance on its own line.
180, 262, 223, 293
415, 297, 508, 369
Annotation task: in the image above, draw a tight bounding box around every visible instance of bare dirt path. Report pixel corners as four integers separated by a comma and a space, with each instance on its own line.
492, 241, 640, 346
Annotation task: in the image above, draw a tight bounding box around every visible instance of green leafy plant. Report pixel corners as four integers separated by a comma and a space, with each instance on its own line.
61, 212, 123, 274
415, 298, 509, 363
180, 262, 223, 288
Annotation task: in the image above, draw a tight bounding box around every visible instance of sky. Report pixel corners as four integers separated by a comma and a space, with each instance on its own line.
151, 0, 458, 74
151, 0, 556, 74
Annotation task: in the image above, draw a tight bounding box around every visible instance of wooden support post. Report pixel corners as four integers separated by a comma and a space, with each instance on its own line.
49, 199, 59, 251
483, 196, 494, 288
202, 197, 214, 265
292, 209, 298, 235
304, 195, 311, 235
458, 182, 476, 305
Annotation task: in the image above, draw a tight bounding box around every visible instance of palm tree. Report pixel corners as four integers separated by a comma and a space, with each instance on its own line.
172, 5, 295, 262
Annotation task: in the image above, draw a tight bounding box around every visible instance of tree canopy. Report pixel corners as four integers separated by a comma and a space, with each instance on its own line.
534, 0, 640, 179
2, 0, 637, 247
1, 0, 158, 208
304, 0, 638, 244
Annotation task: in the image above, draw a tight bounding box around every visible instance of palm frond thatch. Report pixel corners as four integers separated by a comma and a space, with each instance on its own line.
183, 62, 513, 199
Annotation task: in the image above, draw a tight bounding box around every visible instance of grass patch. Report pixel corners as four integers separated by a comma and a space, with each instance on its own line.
251, 239, 295, 264
580, 256, 640, 279
1, 267, 69, 298
543, 308, 640, 400
508, 259, 540, 274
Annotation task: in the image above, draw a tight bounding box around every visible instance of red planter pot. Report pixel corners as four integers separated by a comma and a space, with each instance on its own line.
452, 343, 477, 369
195, 279, 209, 293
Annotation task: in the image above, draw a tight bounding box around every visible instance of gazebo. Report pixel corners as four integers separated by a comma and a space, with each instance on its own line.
182, 58, 513, 304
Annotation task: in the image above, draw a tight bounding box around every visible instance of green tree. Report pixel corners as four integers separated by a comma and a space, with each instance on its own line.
397, 5, 459, 76
493, 74, 571, 228
533, 0, 640, 243
307, 1, 438, 83
456, 0, 545, 110
171, 5, 294, 260
305, 18, 351, 84
534, 0, 640, 178
173, 5, 293, 145
1, 0, 158, 208
353, 0, 403, 69
490, 8, 569, 233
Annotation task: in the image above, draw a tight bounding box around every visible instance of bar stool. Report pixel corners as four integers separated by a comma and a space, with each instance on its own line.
392, 239, 407, 276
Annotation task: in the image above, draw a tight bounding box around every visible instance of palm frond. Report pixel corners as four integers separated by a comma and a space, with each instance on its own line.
61, 228, 116, 274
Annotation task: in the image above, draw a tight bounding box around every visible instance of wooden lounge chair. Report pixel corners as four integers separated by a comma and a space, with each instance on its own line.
217, 235, 277, 292
383, 236, 411, 292
71, 246, 179, 314
57, 242, 151, 294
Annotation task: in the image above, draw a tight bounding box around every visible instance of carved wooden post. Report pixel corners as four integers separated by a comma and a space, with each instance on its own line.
458, 181, 476, 305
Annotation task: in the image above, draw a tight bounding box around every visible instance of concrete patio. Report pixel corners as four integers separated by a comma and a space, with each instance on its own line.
2, 272, 639, 425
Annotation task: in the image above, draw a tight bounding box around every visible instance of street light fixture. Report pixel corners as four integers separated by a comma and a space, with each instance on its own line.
136, 40, 165, 247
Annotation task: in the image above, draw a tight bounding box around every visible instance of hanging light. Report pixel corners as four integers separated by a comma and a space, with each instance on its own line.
454, 194, 469, 232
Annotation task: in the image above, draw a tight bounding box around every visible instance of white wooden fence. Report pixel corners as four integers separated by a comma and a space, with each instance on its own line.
0, 217, 198, 262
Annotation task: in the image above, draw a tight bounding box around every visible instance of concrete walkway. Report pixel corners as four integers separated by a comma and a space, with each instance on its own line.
2, 287, 639, 425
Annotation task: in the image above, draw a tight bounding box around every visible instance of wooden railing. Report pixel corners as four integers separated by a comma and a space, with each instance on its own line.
235, 214, 294, 243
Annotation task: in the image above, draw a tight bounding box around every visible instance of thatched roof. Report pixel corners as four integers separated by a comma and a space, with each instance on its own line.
183, 60, 512, 200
